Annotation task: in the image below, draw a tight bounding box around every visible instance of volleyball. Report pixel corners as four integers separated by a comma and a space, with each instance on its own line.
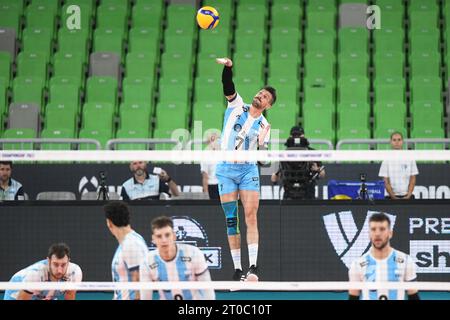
196, 6, 220, 30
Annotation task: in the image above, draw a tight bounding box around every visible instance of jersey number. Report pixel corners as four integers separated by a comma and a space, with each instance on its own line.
235, 136, 244, 150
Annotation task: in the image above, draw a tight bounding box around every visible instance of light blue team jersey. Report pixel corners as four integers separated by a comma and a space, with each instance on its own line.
139, 243, 214, 300
349, 249, 417, 300
4, 260, 82, 300
111, 230, 149, 300
220, 93, 270, 153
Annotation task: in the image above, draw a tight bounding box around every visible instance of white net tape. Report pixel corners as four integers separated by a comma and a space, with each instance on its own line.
0, 150, 450, 162
1, 281, 449, 291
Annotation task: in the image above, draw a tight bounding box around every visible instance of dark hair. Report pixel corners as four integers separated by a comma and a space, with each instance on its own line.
0, 161, 12, 168
390, 131, 403, 140
369, 213, 391, 226
104, 201, 130, 227
48, 243, 71, 259
151, 216, 174, 232
263, 86, 277, 105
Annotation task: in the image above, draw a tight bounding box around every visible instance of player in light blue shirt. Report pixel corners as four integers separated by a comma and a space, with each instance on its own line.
104, 201, 149, 300
348, 213, 419, 300
140, 216, 215, 300
214, 58, 276, 282
4, 243, 82, 300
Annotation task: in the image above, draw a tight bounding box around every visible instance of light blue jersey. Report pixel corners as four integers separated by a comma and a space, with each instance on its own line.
220, 93, 270, 154
4, 260, 82, 300
349, 249, 417, 300
140, 243, 215, 300
111, 230, 149, 300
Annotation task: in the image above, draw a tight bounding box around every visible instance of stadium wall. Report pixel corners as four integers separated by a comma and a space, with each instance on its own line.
1, 201, 449, 281
12, 163, 450, 200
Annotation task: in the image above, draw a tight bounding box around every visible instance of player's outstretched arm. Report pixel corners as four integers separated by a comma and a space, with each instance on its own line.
216, 57, 237, 101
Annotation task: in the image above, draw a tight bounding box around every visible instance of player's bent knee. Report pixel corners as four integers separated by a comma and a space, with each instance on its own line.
221, 200, 240, 235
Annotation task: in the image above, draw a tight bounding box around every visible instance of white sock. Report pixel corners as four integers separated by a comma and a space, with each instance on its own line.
231, 249, 242, 270
248, 244, 258, 267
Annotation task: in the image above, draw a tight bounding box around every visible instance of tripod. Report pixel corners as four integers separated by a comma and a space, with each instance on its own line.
359, 181, 369, 200
97, 172, 109, 200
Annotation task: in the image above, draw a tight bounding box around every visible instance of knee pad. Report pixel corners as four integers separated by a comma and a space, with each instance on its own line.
221, 201, 239, 235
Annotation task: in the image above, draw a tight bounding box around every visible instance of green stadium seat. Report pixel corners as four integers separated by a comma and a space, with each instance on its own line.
16, 52, 48, 80
234, 33, 265, 55
119, 102, 152, 132
303, 108, 334, 149
0, 51, 11, 87
0, 3, 21, 37
115, 128, 150, 150
410, 127, 446, 150
410, 101, 444, 118
411, 108, 443, 131
194, 76, 223, 103
132, 1, 163, 29
164, 33, 194, 55
338, 51, 368, 78
236, 11, 266, 31
198, 28, 230, 57
1, 128, 36, 150
93, 28, 124, 59
196, 55, 225, 77
374, 51, 404, 78
62, 0, 95, 17
337, 102, 370, 129
52, 52, 84, 89
166, 4, 196, 32
192, 102, 224, 131
160, 52, 193, 80
271, 2, 302, 28
338, 76, 369, 103
122, 77, 154, 106
85, 77, 118, 109
408, 0, 438, 12
267, 78, 298, 104
410, 76, 442, 103
337, 127, 371, 150
0, 0, 24, 12
306, 2, 336, 30
409, 11, 439, 30
22, 28, 53, 61
305, 28, 335, 53
48, 77, 80, 109
40, 128, 75, 150
410, 51, 441, 77
266, 108, 298, 139
374, 101, 406, 128
128, 27, 160, 55
373, 27, 404, 53
338, 27, 369, 54
82, 102, 115, 132
374, 76, 405, 102
96, 4, 128, 36
25, 3, 57, 37
303, 51, 335, 80
377, 11, 403, 29
31, 0, 60, 15
12, 76, 44, 110
158, 82, 190, 105
44, 102, 78, 132
303, 83, 335, 104
57, 29, 89, 64
156, 100, 189, 129
78, 128, 112, 150
60, 3, 92, 39
409, 27, 440, 54
374, 101, 407, 124
270, 27, 301, 54
234, 52, 265, 79
125, 52, 157, 78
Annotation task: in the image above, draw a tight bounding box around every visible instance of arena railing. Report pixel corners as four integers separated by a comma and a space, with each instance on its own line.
336, 138, 450, 150
0, 138, 102, 150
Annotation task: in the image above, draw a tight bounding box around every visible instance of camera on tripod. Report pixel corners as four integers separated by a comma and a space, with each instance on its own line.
97, 171, 109, 200
359, 173, 369, 200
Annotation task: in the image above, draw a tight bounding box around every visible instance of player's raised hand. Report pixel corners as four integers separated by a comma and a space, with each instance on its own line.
258, 124, 271, 146
216, 57, 233, 67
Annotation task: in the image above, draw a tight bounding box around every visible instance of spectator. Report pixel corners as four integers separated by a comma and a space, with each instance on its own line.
0, 161, 25, 200
379, 132, 418, 199
271, 126, 325, 199
121, 161, 180, 200
200, 133, 220, 199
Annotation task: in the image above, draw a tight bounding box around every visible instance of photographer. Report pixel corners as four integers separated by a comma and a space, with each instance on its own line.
271, 126, 325, 200
121, 161, 180, 200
